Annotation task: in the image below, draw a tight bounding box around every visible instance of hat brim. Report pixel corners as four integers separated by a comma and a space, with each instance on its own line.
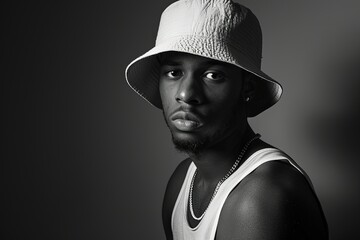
125, 35, 282, 117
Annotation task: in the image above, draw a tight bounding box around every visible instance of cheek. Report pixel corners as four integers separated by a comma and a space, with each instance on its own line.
159, 80, 168, 103
208, 85, 242, 108
206, 87, 244, 120
159, 81, 175, 111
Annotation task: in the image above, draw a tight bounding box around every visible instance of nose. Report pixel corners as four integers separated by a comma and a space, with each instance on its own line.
175, 73, 204, 105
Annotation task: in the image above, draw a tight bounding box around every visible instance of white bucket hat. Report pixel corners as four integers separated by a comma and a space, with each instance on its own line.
125, 0, 282, 117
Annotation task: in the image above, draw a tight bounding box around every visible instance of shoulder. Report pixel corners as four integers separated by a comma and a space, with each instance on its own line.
162, 158, 192, 240
217, 158, 328, 240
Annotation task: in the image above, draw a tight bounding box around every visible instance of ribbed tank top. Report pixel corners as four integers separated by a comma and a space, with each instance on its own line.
171, 148, 313, 240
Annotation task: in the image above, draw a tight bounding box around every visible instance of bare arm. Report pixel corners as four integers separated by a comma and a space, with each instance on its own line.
217, 161, 328, 240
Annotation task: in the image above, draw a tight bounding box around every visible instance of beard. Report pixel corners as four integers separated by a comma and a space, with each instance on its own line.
163, 106, 244, 155
171, 133, 206, 155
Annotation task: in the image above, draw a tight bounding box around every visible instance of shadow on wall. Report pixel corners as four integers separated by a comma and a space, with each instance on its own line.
306, 36, 360, 239
309, 51, 360, 154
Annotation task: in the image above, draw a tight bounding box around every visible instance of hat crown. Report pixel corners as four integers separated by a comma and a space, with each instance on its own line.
156, 0, 262, 67
125, 0, 282, 117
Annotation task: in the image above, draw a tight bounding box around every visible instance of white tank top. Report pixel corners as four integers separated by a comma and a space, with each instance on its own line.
171, 148, 313, 240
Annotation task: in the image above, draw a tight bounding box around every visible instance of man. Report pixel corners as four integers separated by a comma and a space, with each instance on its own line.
125, 0, 328, 239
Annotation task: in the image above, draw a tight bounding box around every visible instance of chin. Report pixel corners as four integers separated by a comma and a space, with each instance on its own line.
171, 133, 207, 155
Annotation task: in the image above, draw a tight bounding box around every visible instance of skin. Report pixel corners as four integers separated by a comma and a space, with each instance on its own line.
159, 52, 328, 240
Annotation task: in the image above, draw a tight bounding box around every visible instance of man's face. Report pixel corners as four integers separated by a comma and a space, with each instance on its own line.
159, 52, 248, 154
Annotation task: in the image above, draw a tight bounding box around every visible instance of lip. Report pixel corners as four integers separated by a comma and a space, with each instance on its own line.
170, 111, 203, 132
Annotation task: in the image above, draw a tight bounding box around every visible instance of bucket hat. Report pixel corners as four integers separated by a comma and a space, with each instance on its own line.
125, 0, 282, 117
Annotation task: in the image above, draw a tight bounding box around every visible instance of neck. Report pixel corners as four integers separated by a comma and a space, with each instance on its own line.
189, 124, 255, 185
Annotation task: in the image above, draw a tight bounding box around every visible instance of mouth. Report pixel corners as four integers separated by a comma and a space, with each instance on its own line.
170, 111, 203, 132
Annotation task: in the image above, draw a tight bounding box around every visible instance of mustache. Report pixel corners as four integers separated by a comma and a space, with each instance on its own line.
168, 106, 204, 122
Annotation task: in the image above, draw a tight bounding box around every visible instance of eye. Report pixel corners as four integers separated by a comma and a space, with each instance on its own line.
204, 71, 224, 81
165, 70, 183, 79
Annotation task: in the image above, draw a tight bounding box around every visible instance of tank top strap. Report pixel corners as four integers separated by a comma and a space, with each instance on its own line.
226, 148, 314, 191
171, 161, 197, 239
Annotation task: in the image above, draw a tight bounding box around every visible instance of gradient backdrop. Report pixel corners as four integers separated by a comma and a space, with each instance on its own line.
3, 0, 360, 239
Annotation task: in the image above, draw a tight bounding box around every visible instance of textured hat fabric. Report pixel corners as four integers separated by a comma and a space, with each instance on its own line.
125, 0, 282, 117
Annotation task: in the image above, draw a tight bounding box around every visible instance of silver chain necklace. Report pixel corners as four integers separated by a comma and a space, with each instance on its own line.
189, 133, 261, 221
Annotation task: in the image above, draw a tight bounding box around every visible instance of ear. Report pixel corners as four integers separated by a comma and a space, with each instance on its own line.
242, 72, 256, 102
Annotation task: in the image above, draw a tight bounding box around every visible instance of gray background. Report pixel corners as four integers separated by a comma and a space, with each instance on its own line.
3, 0, 360, 239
